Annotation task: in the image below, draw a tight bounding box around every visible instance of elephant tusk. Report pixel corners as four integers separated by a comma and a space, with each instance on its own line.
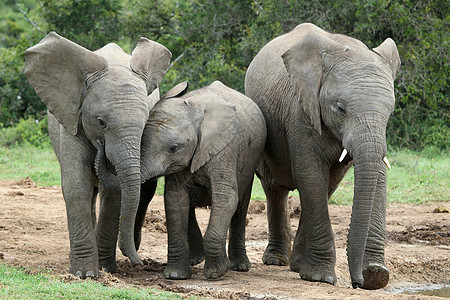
383, 156, 391, 169
339, 149, 348, 162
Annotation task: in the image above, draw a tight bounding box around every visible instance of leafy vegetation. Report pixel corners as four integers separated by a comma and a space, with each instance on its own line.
0, 263, 182, 299
0, 116, 49, 147
0, 0, 448, 151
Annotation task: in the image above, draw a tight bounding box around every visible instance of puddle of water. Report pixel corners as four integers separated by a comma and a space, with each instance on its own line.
404, 286, 450, 297
386, 284, 450, 298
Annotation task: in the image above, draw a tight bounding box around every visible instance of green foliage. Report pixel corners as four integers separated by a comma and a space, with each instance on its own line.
0, 263, 182, 299
0, 0, 41, 47
0, 116, 50, 148
0, 0, 448, 150
40, 0, 124, 49
0, 32, 46, 126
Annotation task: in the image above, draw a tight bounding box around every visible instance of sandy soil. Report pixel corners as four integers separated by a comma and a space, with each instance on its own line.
0, 178, 448, 299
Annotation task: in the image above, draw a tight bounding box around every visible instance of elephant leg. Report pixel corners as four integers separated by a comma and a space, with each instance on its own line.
60, 139, 99, 278
134, 180, 157, 251
228, 179, 252, 272
290, 153, 336, 284
259, 160, 292, 266
188, 206, 204, 266
203, 174, 237, 279
163, 175, 192, 280
95, 185, 120, 273
361, 169, 389, 290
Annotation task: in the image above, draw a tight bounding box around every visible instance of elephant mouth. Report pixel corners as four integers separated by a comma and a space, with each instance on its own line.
338, 148, 391, 169
94, 140, 120, 189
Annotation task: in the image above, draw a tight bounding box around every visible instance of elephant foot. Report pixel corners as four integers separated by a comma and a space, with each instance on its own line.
163, 264, 192, 280
204, 256, 231, 279
262, 244, 289, 266
230, 253, 251, 272
361, 264, 389, 290
99, 258, 118, 273
298, 262, 336, 285
69, 258, 100, 279
291, 252, 336, 285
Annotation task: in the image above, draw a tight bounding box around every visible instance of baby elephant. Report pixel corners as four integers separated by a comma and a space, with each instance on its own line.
141, 81, 266, 279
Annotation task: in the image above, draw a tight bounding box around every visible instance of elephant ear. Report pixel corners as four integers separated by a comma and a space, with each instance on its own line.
161, 81, 189, 100
282, 30, 347, 135
24, 32, 108, 135
373, 38, 401, 80
130, 38, 172, 95
188, 90, 239, 173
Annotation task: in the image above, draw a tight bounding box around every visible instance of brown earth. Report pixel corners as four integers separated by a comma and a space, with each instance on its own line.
0, 178, 448, 299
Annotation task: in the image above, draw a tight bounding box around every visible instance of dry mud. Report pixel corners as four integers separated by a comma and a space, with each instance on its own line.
0, 178, 448, 299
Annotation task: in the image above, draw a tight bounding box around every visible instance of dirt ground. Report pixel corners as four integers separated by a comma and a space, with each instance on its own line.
0, 178, 448, 299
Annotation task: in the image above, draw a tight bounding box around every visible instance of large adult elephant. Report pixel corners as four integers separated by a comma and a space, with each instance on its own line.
24, 32, 171, 278
245, 23, 400, 289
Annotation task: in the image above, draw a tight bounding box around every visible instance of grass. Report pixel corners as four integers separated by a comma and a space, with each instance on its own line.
251, 148, 449, 205
0, 263, 182, 300
0, 144, 60, 186
0, 144, 448, 205
329, 148, 449, 205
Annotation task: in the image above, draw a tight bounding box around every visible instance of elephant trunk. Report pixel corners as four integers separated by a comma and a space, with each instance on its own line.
140, 152, 154, 183
139, 139, 162, 182
107, 138, 143, 266
344, 120, 387, 288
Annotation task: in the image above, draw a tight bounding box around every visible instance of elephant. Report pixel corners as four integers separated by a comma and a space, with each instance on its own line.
24, 32, 172, 278
244, 23, 400, 289
98, 81, 267, 279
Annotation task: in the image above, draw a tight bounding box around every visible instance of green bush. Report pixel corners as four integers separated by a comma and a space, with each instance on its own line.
0, 0, 448, 151
0, 116, 50, 148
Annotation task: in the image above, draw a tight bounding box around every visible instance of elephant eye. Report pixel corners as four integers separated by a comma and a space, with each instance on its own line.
98, 117, 107, 129
336, 102, 347, 115
168, 144, 178, 154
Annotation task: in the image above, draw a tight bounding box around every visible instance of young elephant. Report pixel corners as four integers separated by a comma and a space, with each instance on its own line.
143, 81, 266, 279
25, 32, 171, 277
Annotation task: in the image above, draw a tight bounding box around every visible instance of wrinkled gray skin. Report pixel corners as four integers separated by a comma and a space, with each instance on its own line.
24, 32, 171, 278
139, 81, 266, 279
245, 23, 400, 289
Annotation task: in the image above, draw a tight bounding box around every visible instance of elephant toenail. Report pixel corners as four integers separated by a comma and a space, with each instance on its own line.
75, 271, 83, 278
211, 272, 219, 279
86, 271, 95, 278
240, 263, 247, 270
311, 274, 321, 281
171, 272, 178, 278
325, 276, 335, 284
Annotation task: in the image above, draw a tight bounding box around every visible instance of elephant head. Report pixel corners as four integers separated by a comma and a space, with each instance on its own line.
138, 81, 238, 181
282, 27, 400, 288
24, 32, 172, 266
